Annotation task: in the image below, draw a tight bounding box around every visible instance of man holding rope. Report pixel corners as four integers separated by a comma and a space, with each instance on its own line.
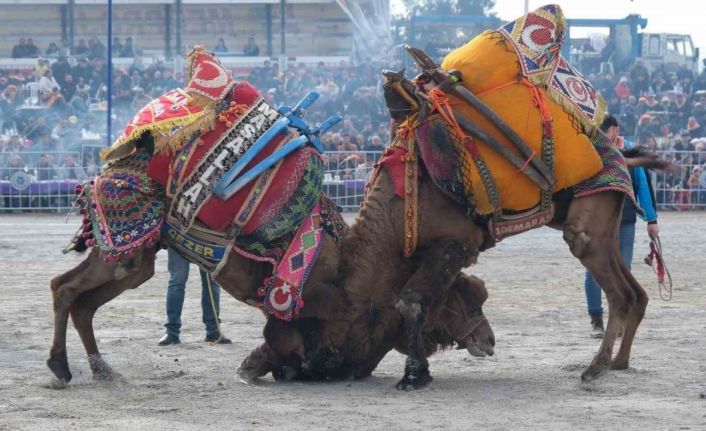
584, 115, 660, 338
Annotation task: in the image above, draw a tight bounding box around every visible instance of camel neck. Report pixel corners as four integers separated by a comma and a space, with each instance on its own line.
339, 171, 404, 291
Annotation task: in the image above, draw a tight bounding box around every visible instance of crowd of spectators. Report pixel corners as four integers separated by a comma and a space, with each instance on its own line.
588, 61, 706, 207
0, 37, 395, 189
1, 36, 706, 208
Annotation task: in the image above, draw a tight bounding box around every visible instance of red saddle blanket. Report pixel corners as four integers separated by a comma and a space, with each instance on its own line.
146, 81, 320, 236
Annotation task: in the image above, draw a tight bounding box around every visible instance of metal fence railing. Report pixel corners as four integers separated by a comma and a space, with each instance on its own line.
652, 150, 706, 210
0, 148, 383, 212
321, 151, 379, 211
1, 148, 705, 212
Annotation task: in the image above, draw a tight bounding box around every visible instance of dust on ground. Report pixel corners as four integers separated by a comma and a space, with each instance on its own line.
0, 212, 704, 430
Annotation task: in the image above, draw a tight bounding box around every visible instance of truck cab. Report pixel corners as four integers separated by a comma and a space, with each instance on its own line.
564, 15, 700, 76
638, 33, 699, 74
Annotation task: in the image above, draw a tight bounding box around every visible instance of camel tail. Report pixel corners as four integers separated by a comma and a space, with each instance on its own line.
621, 146, 673, 171
62, 234, 89, 255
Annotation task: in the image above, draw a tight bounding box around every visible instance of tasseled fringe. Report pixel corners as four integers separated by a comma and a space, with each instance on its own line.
187, 92, 219, 109
153, 109, 217, 155
100, 110, 210, 161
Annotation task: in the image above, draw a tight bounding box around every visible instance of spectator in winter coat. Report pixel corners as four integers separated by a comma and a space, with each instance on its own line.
614, 76, 631, 99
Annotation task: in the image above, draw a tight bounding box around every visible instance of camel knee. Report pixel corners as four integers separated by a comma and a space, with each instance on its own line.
622, 287, 638, 313
633, 286, 648, 311
609, 296, 632, 318
50, 281, 75, 312
69, 304, 96, 330
563, 227, 591, 258
50, 276, 62, 294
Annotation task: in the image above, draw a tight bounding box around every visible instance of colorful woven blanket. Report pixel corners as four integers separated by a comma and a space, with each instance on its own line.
256, 200, 324, 320
573, 135, 637, 204
497, 5, 605, 130
76, 151, 165, 261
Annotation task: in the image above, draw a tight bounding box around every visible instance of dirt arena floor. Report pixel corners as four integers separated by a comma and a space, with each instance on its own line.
0, 212, 704, 430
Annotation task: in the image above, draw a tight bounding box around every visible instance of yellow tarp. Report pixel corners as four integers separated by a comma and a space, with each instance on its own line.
440, 5, 604, 214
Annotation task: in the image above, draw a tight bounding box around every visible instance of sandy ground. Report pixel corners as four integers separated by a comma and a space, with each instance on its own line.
0, 212, 704, 430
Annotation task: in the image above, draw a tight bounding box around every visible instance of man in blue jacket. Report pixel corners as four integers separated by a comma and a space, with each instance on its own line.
584, 115, 660, 338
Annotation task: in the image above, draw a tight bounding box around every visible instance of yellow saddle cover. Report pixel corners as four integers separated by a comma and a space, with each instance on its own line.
441, 4, 605, 214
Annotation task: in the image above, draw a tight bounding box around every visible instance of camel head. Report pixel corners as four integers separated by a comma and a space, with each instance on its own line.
382, 69, 419, 122
439, 275, 495, 357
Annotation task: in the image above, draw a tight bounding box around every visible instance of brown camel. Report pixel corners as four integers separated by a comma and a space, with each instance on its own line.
47, 188, 495, 385
236, 157, 657, 388
232, 73, 670, 389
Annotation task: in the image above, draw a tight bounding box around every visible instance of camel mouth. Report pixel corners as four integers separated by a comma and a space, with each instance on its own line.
465, 338, 495, 357
462, 322, 495, 357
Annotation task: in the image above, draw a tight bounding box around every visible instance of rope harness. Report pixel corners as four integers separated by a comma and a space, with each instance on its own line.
205, 275, 224, 343
644, 233, 673, 301
427, 87, 501, 217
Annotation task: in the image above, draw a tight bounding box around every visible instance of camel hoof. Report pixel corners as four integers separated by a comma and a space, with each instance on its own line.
47, 355, 72, 383
396, 367, 433, 391
88, 354, 115, 381
610, 360, 629, 371
45, 378, 70, 390
237, 365, 266, 382
237, 353, 271, 382
581, 364, 608, 382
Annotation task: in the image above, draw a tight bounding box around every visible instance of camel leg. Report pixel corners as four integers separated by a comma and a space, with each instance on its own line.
577, 253, 634, 381
395, 240, 474, 390
48, 250, 118, 382
564, 192, 637, 382
611, 261, 648, 370
69, 250, 156, 380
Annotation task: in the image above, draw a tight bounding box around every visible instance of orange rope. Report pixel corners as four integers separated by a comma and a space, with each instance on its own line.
474, 79, 520, 98
427, 88, 480, 157
517, 78, 553, 135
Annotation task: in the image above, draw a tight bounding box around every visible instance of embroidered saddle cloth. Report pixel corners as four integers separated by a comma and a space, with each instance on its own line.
438, 4, 607, 214
77, 47, 328, 320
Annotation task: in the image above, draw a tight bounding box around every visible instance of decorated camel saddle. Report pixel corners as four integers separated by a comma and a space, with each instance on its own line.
71, 46, 343, 320
378, 4, 634, 250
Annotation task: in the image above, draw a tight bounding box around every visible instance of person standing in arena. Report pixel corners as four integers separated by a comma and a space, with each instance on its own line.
584, 115, 660, 338
158, 249, 232, 345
